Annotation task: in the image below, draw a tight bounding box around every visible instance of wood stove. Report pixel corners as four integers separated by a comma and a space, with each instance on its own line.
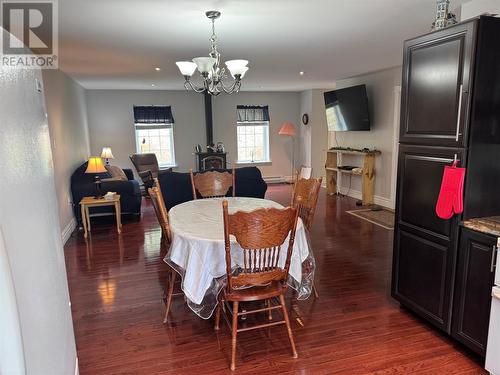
196, 152, 227, 171
194, 93, 228, 171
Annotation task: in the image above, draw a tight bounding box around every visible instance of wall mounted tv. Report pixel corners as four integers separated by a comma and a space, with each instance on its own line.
324, 84, 370, 131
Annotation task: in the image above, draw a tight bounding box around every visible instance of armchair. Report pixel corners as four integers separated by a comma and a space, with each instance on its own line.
129, 153, 171, 191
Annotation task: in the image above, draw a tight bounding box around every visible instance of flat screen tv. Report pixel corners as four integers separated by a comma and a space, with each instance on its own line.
324, 84, 370, 131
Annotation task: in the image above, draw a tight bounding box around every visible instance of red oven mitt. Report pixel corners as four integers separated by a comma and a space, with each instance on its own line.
436, 160, 465, 220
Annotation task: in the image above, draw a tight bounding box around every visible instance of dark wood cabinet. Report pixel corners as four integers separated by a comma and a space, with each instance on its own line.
396, 145, 464, 240
392, 16, 500, 353
452, 228, 496, 356
399, 21, 475, 147
393, 145, 463, 331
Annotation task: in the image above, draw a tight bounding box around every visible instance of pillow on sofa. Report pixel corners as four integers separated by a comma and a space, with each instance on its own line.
102, 177, 124, 182
105, 165, 128, 181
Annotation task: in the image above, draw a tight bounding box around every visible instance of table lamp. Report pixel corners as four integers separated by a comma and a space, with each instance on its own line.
279, 122, 297, 182
101, 147, 114, 165
85, 156, 107, 198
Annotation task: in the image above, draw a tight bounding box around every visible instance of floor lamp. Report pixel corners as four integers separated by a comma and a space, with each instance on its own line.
279, 122, 296, 183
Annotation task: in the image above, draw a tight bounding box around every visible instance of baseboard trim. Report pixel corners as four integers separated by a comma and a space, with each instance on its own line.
264, 176, 296, 184
338, 187, 393, 209
61, 217, 77, 245
263, 175, 288, 184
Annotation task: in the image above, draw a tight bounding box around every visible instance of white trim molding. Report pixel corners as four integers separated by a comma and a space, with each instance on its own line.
61, 217, 77, 245
390, 85, 402, 210
74, 356, 79, 375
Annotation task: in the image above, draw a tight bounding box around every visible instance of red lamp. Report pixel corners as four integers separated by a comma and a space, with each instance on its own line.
279, 122, 297, 182
278, 122, 297, 137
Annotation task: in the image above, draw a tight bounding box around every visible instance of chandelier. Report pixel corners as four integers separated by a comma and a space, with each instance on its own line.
175, 11, 249, 96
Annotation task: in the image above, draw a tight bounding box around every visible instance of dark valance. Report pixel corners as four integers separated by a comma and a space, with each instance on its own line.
133, 106, 174, 127
236, 105, 270, 122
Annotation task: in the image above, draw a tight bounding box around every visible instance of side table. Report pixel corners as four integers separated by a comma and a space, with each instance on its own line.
80, 195, 122, 238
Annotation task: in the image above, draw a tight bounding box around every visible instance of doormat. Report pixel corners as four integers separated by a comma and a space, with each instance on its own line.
347, 208, 395, 230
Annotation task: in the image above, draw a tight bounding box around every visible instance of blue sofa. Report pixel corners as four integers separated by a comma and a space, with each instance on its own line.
71, 162, 142, 225
158, 167, 268, 210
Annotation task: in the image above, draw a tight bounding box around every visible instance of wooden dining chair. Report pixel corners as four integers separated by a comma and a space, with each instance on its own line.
190, 168, 235, 199
291, 177, 322, 232
215, 200, 300, 370
148, 181, 178, 323
149, 179, 171, 243
291, 177, 322, 298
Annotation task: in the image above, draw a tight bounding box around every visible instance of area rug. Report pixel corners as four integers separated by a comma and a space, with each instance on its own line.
346, 207, 395, 230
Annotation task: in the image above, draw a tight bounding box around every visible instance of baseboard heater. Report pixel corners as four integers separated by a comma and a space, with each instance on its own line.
263, 176, 287, 184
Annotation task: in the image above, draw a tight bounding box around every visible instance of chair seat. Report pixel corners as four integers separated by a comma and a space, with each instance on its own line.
224, 281, 288, 302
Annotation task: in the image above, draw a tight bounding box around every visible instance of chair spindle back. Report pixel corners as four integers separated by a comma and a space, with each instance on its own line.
222, 200, 300, 290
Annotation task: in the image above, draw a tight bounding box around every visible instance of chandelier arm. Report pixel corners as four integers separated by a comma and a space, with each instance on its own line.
185, 79, 206, 93
219, 79, 238, 94
220, 76, 243, 94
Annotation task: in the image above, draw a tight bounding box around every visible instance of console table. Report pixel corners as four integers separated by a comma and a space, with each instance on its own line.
325, 149, 381, 205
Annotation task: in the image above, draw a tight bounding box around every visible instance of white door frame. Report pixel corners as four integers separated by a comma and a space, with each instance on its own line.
390, 86, 402, 209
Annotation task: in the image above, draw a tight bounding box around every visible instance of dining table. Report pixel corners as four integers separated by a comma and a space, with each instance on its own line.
164, 196, 315, 319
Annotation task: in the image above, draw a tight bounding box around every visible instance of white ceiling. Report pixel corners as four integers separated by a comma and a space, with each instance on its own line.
58, 0, 468, 91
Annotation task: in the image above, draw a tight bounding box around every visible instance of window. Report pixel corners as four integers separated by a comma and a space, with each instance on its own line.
135, 127, 175, 166
237, 121, 269, 162
133, 106, 176, 167
236, 105, 270, 163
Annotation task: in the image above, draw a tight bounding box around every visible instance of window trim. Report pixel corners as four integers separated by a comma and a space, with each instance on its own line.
236, 120, 271, 163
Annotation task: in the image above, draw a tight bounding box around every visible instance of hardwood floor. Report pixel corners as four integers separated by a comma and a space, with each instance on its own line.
64, 185, 486, 374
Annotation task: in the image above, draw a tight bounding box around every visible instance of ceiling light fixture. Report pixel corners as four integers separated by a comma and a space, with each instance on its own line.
154, 67, 161, 71
299, 71, 305, 76
175, 11, 249, 96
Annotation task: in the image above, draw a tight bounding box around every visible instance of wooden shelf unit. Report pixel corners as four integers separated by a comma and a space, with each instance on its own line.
325, 149, 380, 205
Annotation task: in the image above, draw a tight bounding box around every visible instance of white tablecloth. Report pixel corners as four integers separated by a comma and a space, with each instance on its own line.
164, 197, 315, 318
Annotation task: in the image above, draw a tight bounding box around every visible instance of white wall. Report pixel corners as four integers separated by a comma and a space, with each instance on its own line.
461, 0, 500, 20
85, 90, 301, 178
299, 89, 331, 181
43, 69, 90, 240
330, 66, 402, 207
0, 28, 77, 375
0, 229, 25, 375
86, 90, 205, 172
212, 91, 300, 178
311, 90, 330, 181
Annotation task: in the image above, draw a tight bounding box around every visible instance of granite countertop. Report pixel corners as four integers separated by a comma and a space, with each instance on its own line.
462, 216, 500, 237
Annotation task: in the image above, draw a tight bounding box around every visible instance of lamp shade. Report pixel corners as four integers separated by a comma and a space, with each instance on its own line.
175, 61, 197, 76
225, 59, 249, 78
101, 147, 114, 159
85, 157, 107, 174
279, 122, 296, 137
192, 57, 216, 74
